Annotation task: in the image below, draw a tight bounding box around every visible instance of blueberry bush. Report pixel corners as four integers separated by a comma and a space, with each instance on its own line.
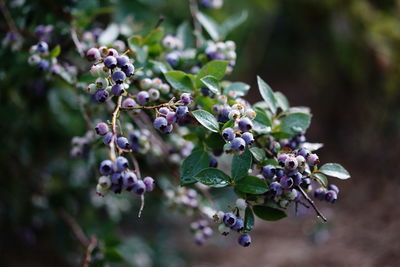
1, 0, 353, 265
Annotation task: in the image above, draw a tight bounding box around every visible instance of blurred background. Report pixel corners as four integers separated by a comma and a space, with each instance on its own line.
1, 0, 400, 266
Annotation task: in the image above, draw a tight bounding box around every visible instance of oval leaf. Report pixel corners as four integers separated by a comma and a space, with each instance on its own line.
319, 163, 350, 180
196, 60, 228, 87
312, 172, 328, 187
180, 150, 211, 185
257, 76, 277, 114
280, 112, 312, 137
243, 207, 254, 233
196, 12, 220, 41
200, 75, 220, 95
249, 147, 265, 162
232, 148, 252, 182
253, 205, 287, 221
235, 176, 268, 194
192, 110, 219, 133
164, 71, 193, 93
194, 168, 230, 187
225, 82, 250, 98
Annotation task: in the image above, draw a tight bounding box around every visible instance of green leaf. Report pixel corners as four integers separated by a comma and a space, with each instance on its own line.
249, 147, 265, 162
104, 247, 124, 262
301, 142, 324, 152
280, 112, 312, 136
257, 76, 277, 114
235, 176, 268, 194
99, 23, 119, 45
196, 60, 228, 87
312, 172, 328, 187
243, 207, 254, 233
196, 12, 220, 41
253, 108, 271, 134
150, 60, 172, 74
231, 148, 252, 182
128, 35, 147, 63
225, 82, 250, 98
194, 168, 230, 187
200, 75, 220, 95
319, 163, 350, 180
205, 133, 225, 150
274, 91, 290, 111
192, 110, 219, 133
221, 120, 234, 130
180, 150, 211, 185
253, 205, 287, 221
164, 71, 193, 93
220, 10, 248, 37
50, 45, 61, 58
196, 96, 217, 112
143, 28, 164, 45
177, 21, 194, 49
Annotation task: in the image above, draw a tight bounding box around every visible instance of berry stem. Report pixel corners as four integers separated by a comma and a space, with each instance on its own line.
109, 96, 122, 161
120, 98, 183, 111
82, 236, 97, 267
295, 186, 327, 222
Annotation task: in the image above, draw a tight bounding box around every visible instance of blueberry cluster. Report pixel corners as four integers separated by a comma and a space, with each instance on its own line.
96, 155, 155, 196
280, 133, 306, 150
139, 77, 171, 95
215, 209, 251, 247
205, 40, 236, 73
28, 41, 56, 72
86, 46, 135, 103
165, 187, 199, 211
314, 184, 339, 203
190, 219, 213, 245
70, 131, 94, 158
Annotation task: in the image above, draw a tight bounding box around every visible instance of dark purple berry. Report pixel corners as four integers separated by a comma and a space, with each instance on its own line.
158, 107, 169, 115
132, 180, 146, 195
262, 165, 276, 179
111, 172, 122, 184
231, 218, 244, 232
241, 132, 254, 145
280, 176, 294, 189
111, 84, 124, 96
143, 176, 155, 192
117, 136, 130, 149
166, 111, 177, 124
231, 137, 246, 152
94, 89, 109, 103
269, 181, 283, 196
328, 184, 339, 194
104, 56, 117, 69
38, 59, 50, 71
276, 169, 285, 179
95, 122, 109, 136
103, 132, 113, 145
122, 171, 137, 189
176, 106, 189, 117
122, 98, 136, 108
112, 70, 126, 84
153, 117, 168, 132
99, 160, 113, 175
314, 187, 326, 200
180, 93, 192, 105
209, 157, 218, 168
277, 153, 288, 166
37, 41, 48, 53
137, 91, 149, 105
116, 55, 129, 68
307, 153, 320, 167
86, 48, 100, 61
222, 127, 235, 141
238, 117, 253, 132
223, 212, 237, 227
325, 190, 337, 203
115, 156, 129, 171
284, 156, 298, 170
238, 234, 251, 247
122, 63, 134, 77
297, 148, 309, 158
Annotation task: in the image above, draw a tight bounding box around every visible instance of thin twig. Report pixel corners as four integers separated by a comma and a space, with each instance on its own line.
109, 96, 122, 161
138, 194, 145, 218
58, 209, 89, 246
295, 186, 327, 222
120, 98, 182, 111
154, 15, 165, 29
82, 236, 97, 267
188, 0, 202, 48
71, 27, 84, 57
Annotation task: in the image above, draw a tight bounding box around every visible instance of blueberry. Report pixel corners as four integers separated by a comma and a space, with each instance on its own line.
325, 190, 337, 203
165, 52, 179, 67
99, 160, 113, 175
231, 218, 244, 232
297, 148, 309, 158
314, 187, 326, 200
238, 118, 253, 132
115, 156, 129, 171
132, 180, 146, 195
110, 84, 122, 96
122, 171, 137, 189
38, 59, 50, 71
241, 132, 254, 145
269, 181, 283, 196
162, 123, 173, 134
111, 172, 122, 184
148, 88, 160, 101
137, 91, 150, 105
176, 106, 189, 117
37, 41, 48, 53
95, 122, 109, 136
86, 48, 100, 61
103, 132, 113, 145
295, 134, 306, 143
122, 98, 136, 108
238, 234, 251, 247
94, 89, 109, 103
300, 178, 311, 190
117, 136, 130, 149
110, 183, 122, 194
262, 165, 276, 179
277, 153, 288, 166
201, 87, 211, 96
291, 172, 302, 186
112, 71, 126, 84
276, 169, 285, 179
280, 176, 294, 189
223, 212, 237, 227
209, 157, 218, 168
98, 176, 112, 189
107, 48, 119, 57
231, 137, 246, 152
307, 153, 320, 167
284, 156, 298, 170
143, 176, 155, 192
104, 56, 117, 69
158, 107, 169, 115
116, 55, 129, 68
194, 232, 205, 246
202, 226, 213, 238
122, 63, 135, 77
153, 117, 168, 132
222, 127, 235, 141
180, 93, 192, 105
166, 111, 177, 124
328, 184, 339, 194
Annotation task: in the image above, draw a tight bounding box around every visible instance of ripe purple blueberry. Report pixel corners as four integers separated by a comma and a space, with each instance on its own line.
143, 176, 155, 192
153, 117, 168, 132
94, 89, 109, 103
180, 93, 192, 105
117, 136, 130, 149
222, 127, 235, 141
231, 218, 244, 232
262, 165, 276, 179
122, 171, 137, 189
223, 212, 237, 227
307, 153, 320, 167
37, 41, 48, 53
38, 59, 50, 71
112, 70, 126, 84
104, 56, 117, 69
277, 153, 288, 166
99, 160, 113, 175
103, 132, 113, 145
328, 184, 339, 194
166, 111, 177, 124
162, 123, 173, 134
241, 132, 254, 145
158, 107, 169, 115
111, 84, 124, 96
284, 156, 298, 170
122, 63, 135, 77
176, 106, 189, 117
115, 156, 129, 172
137, 91, 150, 105
116, 55, 129, 68
122, 98, 136, 108
238, 234, 251, 247
111, 172, 122, 184
95, 122, 109, 136
297, 148, 309, 158
209, 157, 218, 168
231, 137, 246, 152
86, 48, 100, 61
238, 117, 253, 132
325, 190, 337, 203
314, 187, 326, 201
132, 180, 146, 195
280, 176, 294, 189
269, 181, 283, 196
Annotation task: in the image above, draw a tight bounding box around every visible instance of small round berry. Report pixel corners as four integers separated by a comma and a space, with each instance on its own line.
285, 189, 299, 201
162, 123, 173, 134
236, 198, 247, 210
148, 88, 160, 101
262, 165, 276, 179
277, 153, 288, 166
132, 180, 146, 195
314, 187, 326, 201
143, 176, 155, 192
37, 41, 48, 53
328, 184, 339, 195
166, 111, 177, 124
194, 232, 205, 246
117, 136, 130, 149
110, 183, 122, 194
276, 168, 285, 178
140, 78, 153, 90
98, 176, 112, 189
28, 54, 41, 65
86, 48, 100, 61
325, 190, 337, 203
209, 157, 218, 168
116, 55, 129, 68
223, 213, 237, 227
94, 89, 109, 103
201, 88, 211, 97
103, 132, 113, 145
115, 156, 129, 172
99, 46, 109, 57
203, 226, 213, 238
165, 52, 179, 67
238, 117, 253, 132
112, 71, 126, 84
238, 234, 251, 247
38, 59, 50, 71
296, 155, 306, 167
218, 224, 230, 236
99, 160, 113, 175
107, 48, 119, 57
279, 199, 290, 208
285, 156, 298, 170
222, 127, 235, 141
297, 148, 310, 158
180, 93, 192, 105
122, 98, 136, 108
176, 106, 189, 117
111, 172, 122, 184
104, 56, 117, 69
231, 137, 246, 153
300, 177, 311, 190
137, 91, 150, 105
291, 171, 302, 186
228, 109, 241, 120
95, 77, 109, 89
95, 122, 109, 136
122, 63, 135, 77
158, 107, 169, 115
122, 171, 137, 189
153, 117, 168, 132
241, 132, 254, 145
111, 84, 124, 96
269, 181, 283, 196
159, 84, 170, 94
307, 153, 320, 167
231, 218, 244, 232
280, 176, 294, 189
